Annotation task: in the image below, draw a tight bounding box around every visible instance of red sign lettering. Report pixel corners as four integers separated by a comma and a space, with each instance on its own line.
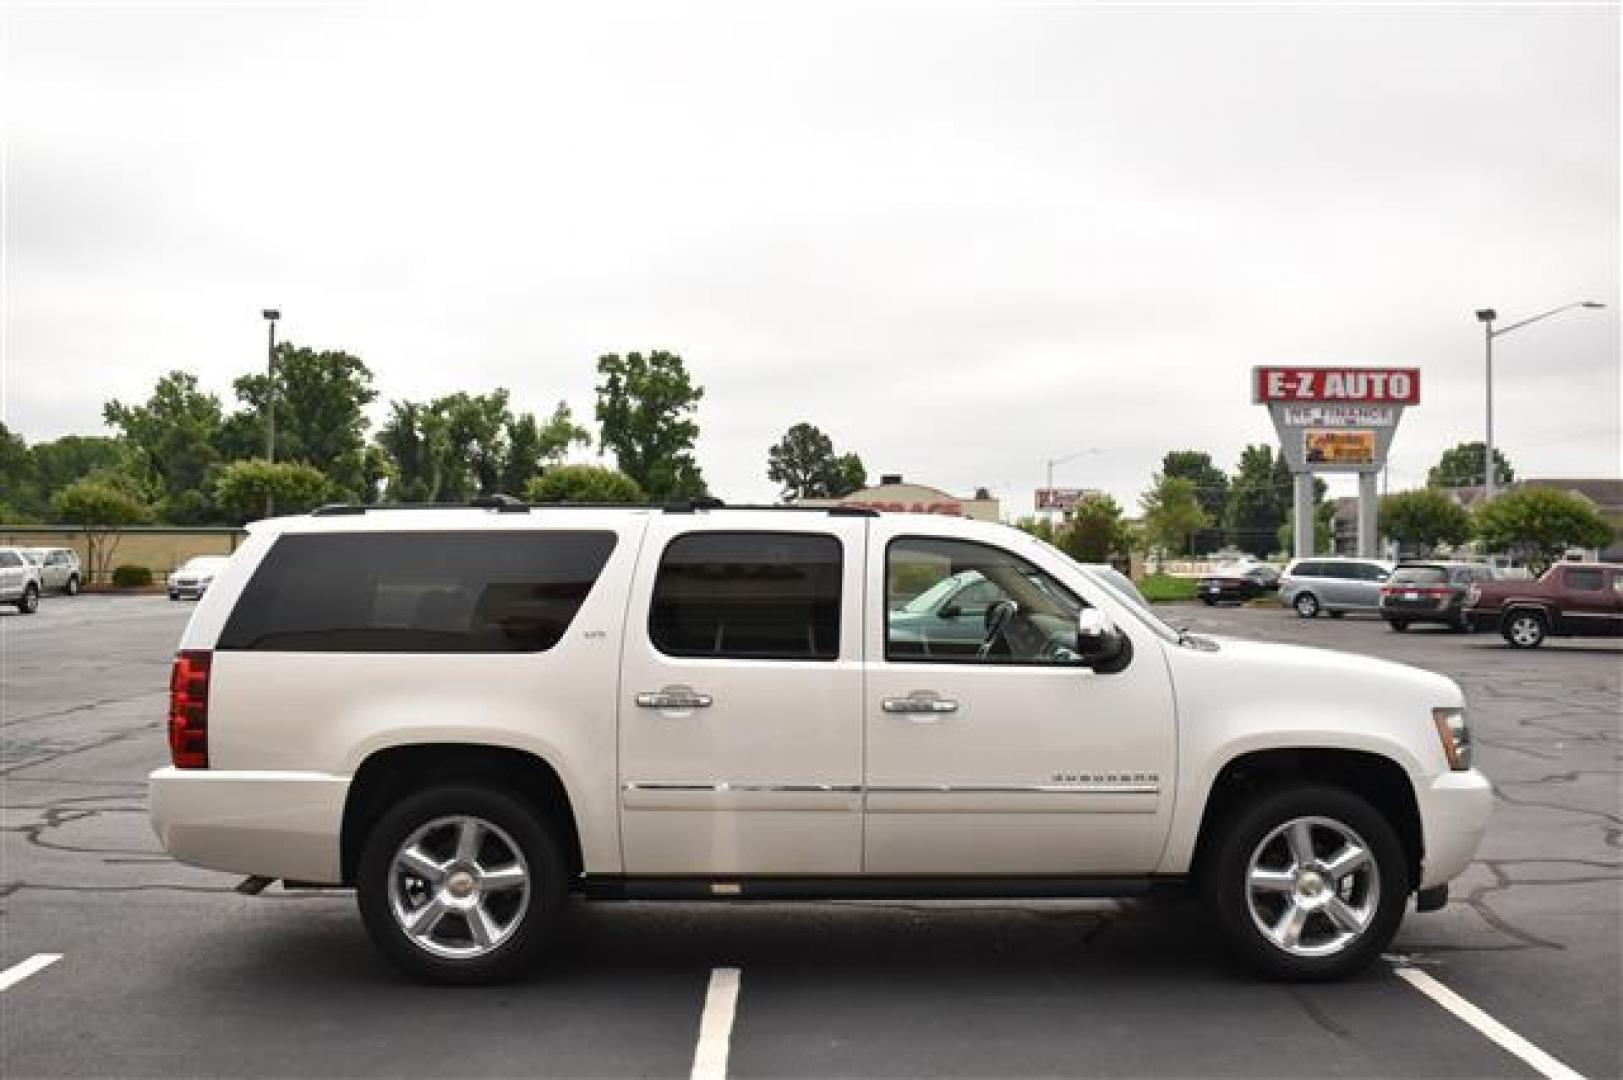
1253, 367, 1420, 405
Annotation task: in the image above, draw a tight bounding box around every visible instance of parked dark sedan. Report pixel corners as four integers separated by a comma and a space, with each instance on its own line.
1198, 563, 1280, 605
1379, 561, 1494, 631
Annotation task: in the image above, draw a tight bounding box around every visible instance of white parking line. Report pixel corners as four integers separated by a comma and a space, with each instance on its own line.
0, 953, 62, 992
1394, 966, 1584, 1080
691, 967, 741, 1080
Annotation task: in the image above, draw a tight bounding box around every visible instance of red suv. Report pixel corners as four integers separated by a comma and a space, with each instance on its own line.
1463, 562, 1623, 648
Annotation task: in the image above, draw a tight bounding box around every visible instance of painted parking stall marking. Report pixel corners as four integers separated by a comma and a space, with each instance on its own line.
0, 954, 62, 992
691, 967, 741, 1080
1394, 967, 1584, 1080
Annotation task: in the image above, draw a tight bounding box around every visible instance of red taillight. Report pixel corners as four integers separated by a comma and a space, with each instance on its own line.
168, 650, 211, 769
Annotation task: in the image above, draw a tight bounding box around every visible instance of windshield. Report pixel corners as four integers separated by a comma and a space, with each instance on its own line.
898, 573, 971, 613
20, 551, 43, 565
1020, 535, 1183, 644
1390, 567, 1448, 585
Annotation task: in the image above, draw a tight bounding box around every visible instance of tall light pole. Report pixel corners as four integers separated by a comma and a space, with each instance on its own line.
1043, 447, 1103, 514
1474, 301, 1604, 502
262, 309, 281, 517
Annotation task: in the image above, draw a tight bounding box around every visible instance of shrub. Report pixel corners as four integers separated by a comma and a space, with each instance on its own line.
112, 564, 154, 588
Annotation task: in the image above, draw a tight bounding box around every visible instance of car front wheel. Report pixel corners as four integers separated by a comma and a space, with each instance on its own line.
1293, 593, 1320, 618
1503, 610, 1547, 649
1388, 620, 1409, 632
1205, 785, 1408, 981
17, 584, 39, 614
65, 574, 80, 596
357, 784, 566, 985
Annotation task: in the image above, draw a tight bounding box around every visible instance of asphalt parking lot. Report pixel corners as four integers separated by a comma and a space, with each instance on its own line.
2, 595, 1618, 1079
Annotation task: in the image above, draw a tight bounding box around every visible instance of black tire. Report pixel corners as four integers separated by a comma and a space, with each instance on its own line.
17, 584, 39, 614
1201, 596, 1216, 606
1502, 609, 1547, 649
1293, 592, 1320, 618
168, 592, 180, 601
1388, 620, 1409, 632
65, 574, 80, 596
356, 784, 567, 985
1203, 784, 1409, 981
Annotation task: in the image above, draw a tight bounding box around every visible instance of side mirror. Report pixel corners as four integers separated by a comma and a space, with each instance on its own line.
1075, 608, 1131, 672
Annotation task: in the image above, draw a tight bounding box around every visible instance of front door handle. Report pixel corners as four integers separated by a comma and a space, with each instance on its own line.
636, 687, 714, 710
882, 692, 959, 715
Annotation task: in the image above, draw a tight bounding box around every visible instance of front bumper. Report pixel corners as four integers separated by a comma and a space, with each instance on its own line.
149, 767, 350, 884
1417, 768, 1492, 890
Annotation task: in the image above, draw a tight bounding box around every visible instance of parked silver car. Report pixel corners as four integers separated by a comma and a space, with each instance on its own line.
0, 546, 43, 614
167, 555, 232, 601
1279, 557, 1394, 618
24, 547, 83, 595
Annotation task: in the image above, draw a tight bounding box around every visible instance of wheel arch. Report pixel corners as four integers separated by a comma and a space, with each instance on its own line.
1187, 747, 1423, 892
340, 743, 584, 886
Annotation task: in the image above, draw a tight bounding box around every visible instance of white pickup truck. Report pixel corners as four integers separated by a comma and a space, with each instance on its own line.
150, 500, 1490, 984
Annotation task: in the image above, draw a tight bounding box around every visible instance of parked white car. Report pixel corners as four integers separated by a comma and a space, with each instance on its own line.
24, 547, 83, 595
167, 555, 232, 601
150, 503, 1489, 984
0, 546, 43, 613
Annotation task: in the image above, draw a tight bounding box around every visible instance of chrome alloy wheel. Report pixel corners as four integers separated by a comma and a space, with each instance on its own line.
388, 815, 531, 959
1246, 816, 1380, 958
1506, 614, 1544, 647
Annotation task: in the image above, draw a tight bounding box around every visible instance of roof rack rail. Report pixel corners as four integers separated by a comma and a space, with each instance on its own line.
309, 497, 880, 518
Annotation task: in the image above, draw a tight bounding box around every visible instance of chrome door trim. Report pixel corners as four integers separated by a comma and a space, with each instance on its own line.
623, 782, 864, 794
622, 781, 1159, 796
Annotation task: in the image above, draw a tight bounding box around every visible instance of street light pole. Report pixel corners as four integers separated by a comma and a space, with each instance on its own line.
1043, 448, 1103, 514
262, 309, 281, 517
1475, 300, 1604, 504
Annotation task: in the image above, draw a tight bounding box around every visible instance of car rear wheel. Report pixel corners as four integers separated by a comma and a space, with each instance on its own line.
1205, 785, 1408, 981
356, 784, 567, 985
1388, 620, 1409, 632
64, 574, 80, 596
1293, 593, 1320, 618
17, 584, 39, 614
1503, 610, 1547, 649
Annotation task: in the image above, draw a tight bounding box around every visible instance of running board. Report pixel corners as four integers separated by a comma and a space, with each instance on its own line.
578, 875, 1188, 903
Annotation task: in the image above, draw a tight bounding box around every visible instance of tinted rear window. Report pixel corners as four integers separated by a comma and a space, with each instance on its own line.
650, 532, 842, 660
1391, 567, 1448, 585
1566, 568, 1605, 591
218, 531, 616, 653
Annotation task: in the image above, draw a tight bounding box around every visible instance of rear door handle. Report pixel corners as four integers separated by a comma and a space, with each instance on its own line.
636, 687, 714, 710
882, 692, 959, 715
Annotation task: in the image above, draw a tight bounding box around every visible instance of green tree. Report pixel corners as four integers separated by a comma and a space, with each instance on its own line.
104, 370, 224, 523
29, 435, 129, 507
375, 401, 444, 502
766, 422, 867, 500
1140, 474, 1209, 557
1380, 489, 1471, 554
232, 344, 377, 499
1012, 515, 1057, 543
51, 479, 152, 583
1225, 444, 1294, 558
212, 460, 331, 523
1278, 501, 1337, 555
0, 421, 40, 518
595, 350, 706, 500
525, 464, 645, 504
499, 403, 591, 497
1059, 493, 1133, 563
1473, 487, 1613, 572
1428, 441, 1515, 489
1161, 450, 1228, 550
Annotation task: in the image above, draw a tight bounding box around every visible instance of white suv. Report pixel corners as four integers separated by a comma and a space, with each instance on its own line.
0, 546, 43, 613
149, 501, 1490, 984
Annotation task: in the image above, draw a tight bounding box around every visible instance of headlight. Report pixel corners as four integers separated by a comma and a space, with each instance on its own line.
1432, 707, 1472, 771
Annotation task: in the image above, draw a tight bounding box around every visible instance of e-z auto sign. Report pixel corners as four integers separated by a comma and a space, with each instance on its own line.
1253, 367, 1420, 405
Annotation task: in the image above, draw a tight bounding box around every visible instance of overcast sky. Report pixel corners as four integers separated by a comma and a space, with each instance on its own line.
3, 1, 1618, 513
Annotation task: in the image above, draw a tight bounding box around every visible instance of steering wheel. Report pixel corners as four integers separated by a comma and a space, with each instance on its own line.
978, 599, 1019, 659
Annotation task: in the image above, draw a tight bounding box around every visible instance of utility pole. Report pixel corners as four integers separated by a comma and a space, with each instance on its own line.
262, 309, 281, 518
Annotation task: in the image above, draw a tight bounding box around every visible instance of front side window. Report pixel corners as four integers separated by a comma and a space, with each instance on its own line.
218, 531, 617, 653
650, 532, 842, 661
887, 537, 1083, 665
1566, 567, 1604, 592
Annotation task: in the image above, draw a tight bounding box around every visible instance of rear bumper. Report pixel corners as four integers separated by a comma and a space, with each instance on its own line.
149, 767, 350, 884
1417, 769, 1492, 890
